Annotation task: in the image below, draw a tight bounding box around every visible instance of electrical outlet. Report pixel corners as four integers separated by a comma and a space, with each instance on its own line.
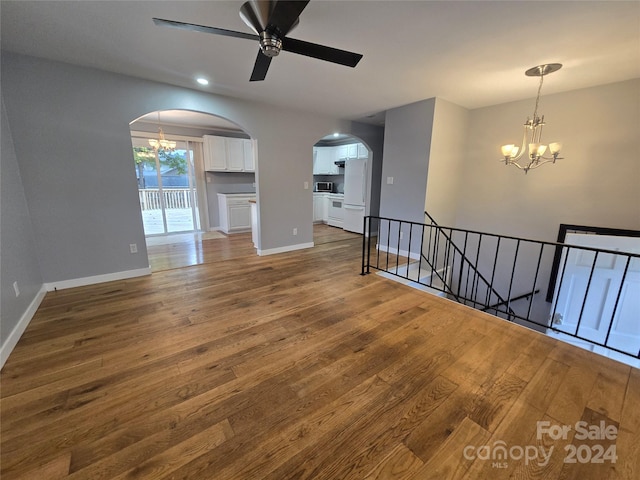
293, 228, 298, 236
400, 231, 404, 240
13, 281, 20, 297
129, 243, 138, 254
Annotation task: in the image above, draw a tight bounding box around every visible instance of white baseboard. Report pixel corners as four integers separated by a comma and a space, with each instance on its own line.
1, 285, 47, 369
43, 267, 152, 291
258, 242, 314, 256
376, 244, 421, 260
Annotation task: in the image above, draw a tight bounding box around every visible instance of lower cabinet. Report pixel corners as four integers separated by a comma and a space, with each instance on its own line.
313, 193, 329, 223
217, 193, 256, 233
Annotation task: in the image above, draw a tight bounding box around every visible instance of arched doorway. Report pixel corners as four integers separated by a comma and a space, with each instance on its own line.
312, 133, 372, 236
129, 110, 256, 270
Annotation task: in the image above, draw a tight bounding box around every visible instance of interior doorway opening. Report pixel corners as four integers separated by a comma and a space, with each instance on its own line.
129, 109, 256, 271
312, 133, 372, 234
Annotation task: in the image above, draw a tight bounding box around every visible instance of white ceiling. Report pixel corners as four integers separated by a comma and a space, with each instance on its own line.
2, 0, 639, 124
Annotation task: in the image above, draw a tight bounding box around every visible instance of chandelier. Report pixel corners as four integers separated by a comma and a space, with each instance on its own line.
500, 63, 563, 174
148, 112, 176, 152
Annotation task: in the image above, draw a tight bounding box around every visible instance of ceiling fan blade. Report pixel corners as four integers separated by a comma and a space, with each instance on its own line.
152, 18, 258, 41
282, 37, 363, 68
268, 0, 310, 36
250, 50, 273, 81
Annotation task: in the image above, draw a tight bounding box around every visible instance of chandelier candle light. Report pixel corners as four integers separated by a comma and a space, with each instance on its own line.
148, 112, 176, 152
500, 63, 563, 174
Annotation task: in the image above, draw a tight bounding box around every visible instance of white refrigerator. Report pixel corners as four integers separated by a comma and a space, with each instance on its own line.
343, 158, 367, 233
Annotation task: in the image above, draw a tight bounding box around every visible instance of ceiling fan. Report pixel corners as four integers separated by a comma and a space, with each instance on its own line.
153, 0, 363, 82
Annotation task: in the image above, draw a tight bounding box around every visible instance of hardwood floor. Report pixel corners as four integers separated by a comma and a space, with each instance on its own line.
1, 225, 638, 479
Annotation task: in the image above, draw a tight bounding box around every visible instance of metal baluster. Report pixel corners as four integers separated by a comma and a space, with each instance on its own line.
575, 250, 599, 337
526, 243, 545, 322
505, 239, 521, 321
603, 255, 631, 350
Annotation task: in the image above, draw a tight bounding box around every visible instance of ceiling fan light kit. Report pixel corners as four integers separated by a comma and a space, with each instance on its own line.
500, 63, 564, 174
153, 0, 362, 82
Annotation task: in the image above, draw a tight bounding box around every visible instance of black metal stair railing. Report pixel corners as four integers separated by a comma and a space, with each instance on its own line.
422, 211, 517, 317
361, 214, 640, 363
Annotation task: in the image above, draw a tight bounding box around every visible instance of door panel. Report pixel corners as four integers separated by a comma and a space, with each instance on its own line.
550, 233, 640, 357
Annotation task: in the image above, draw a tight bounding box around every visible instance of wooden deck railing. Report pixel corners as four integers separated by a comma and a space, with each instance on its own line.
138, 188, 194, 211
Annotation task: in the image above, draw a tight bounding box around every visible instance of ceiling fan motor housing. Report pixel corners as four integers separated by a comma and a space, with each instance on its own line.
259, 31, 282, 57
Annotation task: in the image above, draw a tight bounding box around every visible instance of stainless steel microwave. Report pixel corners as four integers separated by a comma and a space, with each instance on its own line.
315, 182, 333, 192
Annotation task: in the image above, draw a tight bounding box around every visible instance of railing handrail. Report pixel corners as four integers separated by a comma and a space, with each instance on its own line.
418, 214, 640, 259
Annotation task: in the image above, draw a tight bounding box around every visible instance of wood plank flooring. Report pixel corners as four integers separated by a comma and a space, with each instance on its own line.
1, 225, 638, 479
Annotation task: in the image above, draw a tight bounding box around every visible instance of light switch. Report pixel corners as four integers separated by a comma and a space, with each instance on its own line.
387, 176, 394, 185
304, 181, 309, 190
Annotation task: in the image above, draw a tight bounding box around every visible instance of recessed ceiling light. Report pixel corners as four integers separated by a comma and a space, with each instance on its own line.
333, 132, 340, 137
196, 77, 209, 86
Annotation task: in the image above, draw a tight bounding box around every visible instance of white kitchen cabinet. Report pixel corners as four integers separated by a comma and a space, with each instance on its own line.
357, 143, 368, 159
313, 193, 329, 223
225, 138, 244, 171
313, 147, 340, 175
203, 135, 227, 171
217, 193, 256, 233
337, 145, 349, 161
204, 135, 255, 172
243, 139, 255, 171
336, 144, 360, 161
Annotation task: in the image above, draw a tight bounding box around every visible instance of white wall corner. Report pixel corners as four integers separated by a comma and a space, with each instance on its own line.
1, 285, 47, 370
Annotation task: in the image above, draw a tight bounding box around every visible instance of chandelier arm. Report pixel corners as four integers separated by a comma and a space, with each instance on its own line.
507, 125, 529, 162
527, 159, 556, 170
506, 160, 527, 170
539, 154, 562, 161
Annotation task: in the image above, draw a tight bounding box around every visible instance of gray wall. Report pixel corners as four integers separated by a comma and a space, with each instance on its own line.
423, 79, 640, 323
378, 98, 435, 253
379, 98, 435, 224
425, 98, 469, 227
1, 96, 43, 345
1, 52, 347, 283
458, 79, 640, 239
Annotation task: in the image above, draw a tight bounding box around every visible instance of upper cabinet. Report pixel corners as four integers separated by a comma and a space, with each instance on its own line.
204, 135, 255, 172
313, 143, 369, 175
313, 146, 340, 175
357, 143, 368, 159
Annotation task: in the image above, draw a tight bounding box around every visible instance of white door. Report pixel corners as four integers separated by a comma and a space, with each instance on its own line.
550, 233, 640, 364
